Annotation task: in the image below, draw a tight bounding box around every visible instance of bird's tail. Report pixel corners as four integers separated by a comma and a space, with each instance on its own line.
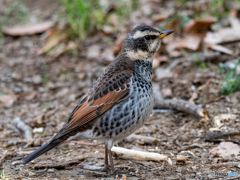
22, 139, 62, 164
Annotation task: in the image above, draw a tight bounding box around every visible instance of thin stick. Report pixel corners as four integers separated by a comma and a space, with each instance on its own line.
154, 99, 209, 120
111, 146, 168, 162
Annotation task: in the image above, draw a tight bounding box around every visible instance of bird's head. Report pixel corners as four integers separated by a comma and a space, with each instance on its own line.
122, 25, 174, 62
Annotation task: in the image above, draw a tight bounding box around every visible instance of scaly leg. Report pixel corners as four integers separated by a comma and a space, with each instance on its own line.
108, 149, 115, 175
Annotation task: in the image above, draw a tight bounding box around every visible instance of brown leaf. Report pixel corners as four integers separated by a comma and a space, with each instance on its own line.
113, 34, 127, 55
188, 91, 198, 104
38, 32, 68, 55
205, 43, 233, 55
3, 21, 54, 36
152, 13, 168, 22
0, 94, 16, 107
204, 18, 240, 44
184, 16, 216, 33
166, 33, 203, 52
20, 91, 37, 100
161, 88, 172, 98
209, 142, 240, 157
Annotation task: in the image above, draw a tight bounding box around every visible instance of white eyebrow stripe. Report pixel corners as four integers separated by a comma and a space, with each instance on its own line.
132, 30, 160, 39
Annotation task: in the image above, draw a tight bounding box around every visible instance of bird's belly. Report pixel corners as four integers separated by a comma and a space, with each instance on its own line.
86, 84, 154, 142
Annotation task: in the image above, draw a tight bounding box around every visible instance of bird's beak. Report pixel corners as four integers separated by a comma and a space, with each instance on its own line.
159, 30, 174, 39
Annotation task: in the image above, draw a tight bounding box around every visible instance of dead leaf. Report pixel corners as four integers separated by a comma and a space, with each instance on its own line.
188, 91, 198, 104
108, 14, 119, 26
184, 16, 217, 33
38, 32, 68, 55
152, 13, 168, 22
205, 43, 233, 55
155, 68, 173, 79
87, 45, 101, 59
166, 33, 202, 52
209, 142, 240, 157
204, 18, 240, 44
3, 21, 54, 36
113, 34, 127, 55
152, 55, 169, 68
0, 94, 16, 107
161, 88, 172, 98
213, 114, 237, 128
20, 91, 37, 100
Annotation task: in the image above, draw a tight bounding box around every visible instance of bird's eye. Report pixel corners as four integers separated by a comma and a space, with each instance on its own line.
145, 35, 150, 40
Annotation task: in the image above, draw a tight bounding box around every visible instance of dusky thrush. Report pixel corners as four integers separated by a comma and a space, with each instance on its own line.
22, 25, 174, 175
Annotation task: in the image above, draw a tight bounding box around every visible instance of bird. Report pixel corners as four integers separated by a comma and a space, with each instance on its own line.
22, 25, 174, 175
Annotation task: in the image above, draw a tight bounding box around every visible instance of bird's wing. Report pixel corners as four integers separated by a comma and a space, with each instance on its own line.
53, 69, 133, 139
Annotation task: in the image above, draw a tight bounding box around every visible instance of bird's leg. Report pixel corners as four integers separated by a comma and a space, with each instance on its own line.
108, 149, 115, 175
101, 144, 109, 172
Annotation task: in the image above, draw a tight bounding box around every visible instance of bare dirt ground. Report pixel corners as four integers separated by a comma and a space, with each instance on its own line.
1, 0, 240, 180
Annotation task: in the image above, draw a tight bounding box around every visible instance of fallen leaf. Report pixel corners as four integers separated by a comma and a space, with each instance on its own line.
188, 91, 198, 104
20, 91, 37, 100
38, 33, 68, 55
161, 88, 172, 98
152, 55, 169, 68
205, 43, 233, 55
213, 114, 237, 128
209, 142, 240, 157
204, 18, 240, 44
3, 21, 54, 36
113, 34, 127, 55
155, 68, 173, 79
166, 33, 202, 52
152, 13, 168, 22
184, 16, 217, 33
108, 14, 119, 26
0, 94, 16, 107
87, 45, 101, 59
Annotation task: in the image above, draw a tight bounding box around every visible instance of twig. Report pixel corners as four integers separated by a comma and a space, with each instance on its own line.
124, 134, 161, 145
111, 146, 168, 162
13, 117, 32, 139
202, 131, 240, 143
154, 99, 209, 120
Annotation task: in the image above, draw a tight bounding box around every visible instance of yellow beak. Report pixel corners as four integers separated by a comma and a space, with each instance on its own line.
159, 30, 174, 39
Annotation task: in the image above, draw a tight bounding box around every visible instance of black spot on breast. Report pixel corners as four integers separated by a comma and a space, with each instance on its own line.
132, 111, 135, 118
110, 131, 112, 137
94, 94, 98, 100
116, 121, 121, 127
120, 78, 124, 84
109, 80, 112, 84
113, 82, 118, 89
116, 75, 119, 79
103, 88, 108, 95
126, 84, 130, 88
109, 86, 114, 91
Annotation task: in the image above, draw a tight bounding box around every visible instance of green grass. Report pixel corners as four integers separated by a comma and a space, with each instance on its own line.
57, 0, 138, 40
218, 60, 240, 95
170, 0, 239, 34
0, 170, 10, 180
0, 0, 27, 48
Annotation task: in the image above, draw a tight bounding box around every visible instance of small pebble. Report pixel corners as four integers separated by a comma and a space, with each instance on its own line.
48, 168, 55, 173
176, 155, 186, 164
